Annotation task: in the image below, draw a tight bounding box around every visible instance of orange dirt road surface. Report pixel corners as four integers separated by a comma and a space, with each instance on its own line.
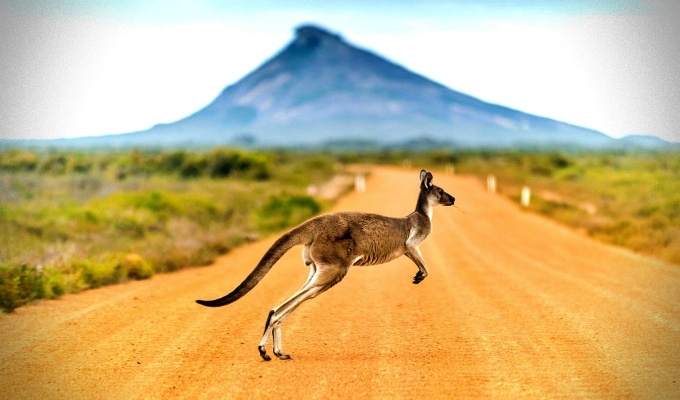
1, 166, 679, 399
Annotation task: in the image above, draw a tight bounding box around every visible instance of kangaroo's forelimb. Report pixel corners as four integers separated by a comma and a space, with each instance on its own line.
405, 248, 429, 284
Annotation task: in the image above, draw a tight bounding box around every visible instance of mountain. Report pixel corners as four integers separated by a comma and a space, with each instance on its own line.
126, 24, 614, 149
617, 134, 674, 150
7, 24, 672, 150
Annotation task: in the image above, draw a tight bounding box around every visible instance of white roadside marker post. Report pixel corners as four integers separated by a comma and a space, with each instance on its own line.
521, 186, 531, 207
487, 175, 496, 193
355, 174, 366, 192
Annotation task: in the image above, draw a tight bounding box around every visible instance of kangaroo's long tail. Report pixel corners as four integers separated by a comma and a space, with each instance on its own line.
195, 222, 314, 307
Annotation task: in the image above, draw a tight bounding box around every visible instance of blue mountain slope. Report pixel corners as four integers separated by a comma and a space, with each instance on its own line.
130, 24, 612, 149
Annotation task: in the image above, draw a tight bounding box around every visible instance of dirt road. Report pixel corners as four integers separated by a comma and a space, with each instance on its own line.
1, 166, 679, 399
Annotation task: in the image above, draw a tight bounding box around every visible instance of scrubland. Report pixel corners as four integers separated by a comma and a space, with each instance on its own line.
0, 149, 339, 312
2, 148, 677, 312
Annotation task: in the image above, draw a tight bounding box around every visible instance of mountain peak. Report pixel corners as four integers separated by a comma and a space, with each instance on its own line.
293, 24, 343, 48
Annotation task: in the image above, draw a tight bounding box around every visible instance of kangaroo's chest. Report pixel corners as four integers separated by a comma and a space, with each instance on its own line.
406, 225, 430, 247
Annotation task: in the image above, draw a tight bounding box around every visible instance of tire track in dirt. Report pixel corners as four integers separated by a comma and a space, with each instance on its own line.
1, 166, 678, 399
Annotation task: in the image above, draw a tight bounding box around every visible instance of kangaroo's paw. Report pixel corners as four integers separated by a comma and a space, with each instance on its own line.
259, 345, 271, 361
412, 270, 426, 284
274, 351, 292, 360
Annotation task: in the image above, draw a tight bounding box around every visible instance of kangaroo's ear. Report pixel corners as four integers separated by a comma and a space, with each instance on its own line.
425, 172, 433, 189
420, 170, 433, 191
420, 170, 427, 183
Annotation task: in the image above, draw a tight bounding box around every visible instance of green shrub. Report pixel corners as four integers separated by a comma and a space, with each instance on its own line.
180, 157, 208, 178
0, 264, 68, 312
208, 149, 272, 180
131, 191, 178, 214
0, 264, 47, 313
42, 267, 66, 298
0, 150, 39, 172
72, 258, 123, 289
111, 213, 148, 238
156, 151, 186, 173
429, 150, 459, 165
40, 154, 69, 174
0, 265, 22, 313
71, 158, 93, 173
69, 253, 154, 289
119, 253, 154, 280
257, 195, 321, 232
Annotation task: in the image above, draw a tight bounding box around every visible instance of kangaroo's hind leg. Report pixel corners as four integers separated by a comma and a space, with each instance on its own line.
259, 263, 348, 361
258, 263, 318, 361
258, 247, 314, 361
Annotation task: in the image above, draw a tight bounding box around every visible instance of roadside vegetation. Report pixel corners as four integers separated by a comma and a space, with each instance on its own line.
0, 149, 341, 312
2, 147, 677, 313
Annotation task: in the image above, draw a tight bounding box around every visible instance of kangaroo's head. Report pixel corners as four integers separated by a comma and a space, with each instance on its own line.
420, 170, 455, 207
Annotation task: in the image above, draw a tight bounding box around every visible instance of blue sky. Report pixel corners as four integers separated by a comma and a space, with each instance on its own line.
1, 0, 678, 142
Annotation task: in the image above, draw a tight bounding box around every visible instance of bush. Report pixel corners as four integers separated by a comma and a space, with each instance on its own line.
208, 149, 272, 180
73, 258, 122, 289
0, 265, 22, 313
0, 264, 49, 313
0, 150, 39, 172
180, 156, 208, 178
156, 151, 186, 173
257, 195, 321, 232
42, 267, 66, 298
40, 154, 69, 174
71, 156, 93, 173
131, 191, 178, 214
68, 253, 155, 290
119, 253, 154, 280
430, 150, 459, 165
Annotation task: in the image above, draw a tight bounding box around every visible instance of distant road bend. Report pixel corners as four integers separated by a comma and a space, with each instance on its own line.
1, 166, 678, 399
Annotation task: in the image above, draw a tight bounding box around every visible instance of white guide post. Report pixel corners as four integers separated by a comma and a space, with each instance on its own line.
521, 186, 531, 207
487, 175, 496, 193
355, 174, 366, 192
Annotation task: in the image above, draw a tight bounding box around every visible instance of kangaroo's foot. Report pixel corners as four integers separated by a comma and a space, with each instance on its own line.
413, 270, 426, 284
274, 351, 291, 360
259, 345, 271, 361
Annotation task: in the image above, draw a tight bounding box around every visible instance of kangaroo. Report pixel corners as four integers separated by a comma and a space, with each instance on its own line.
196, 169, 455, 361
